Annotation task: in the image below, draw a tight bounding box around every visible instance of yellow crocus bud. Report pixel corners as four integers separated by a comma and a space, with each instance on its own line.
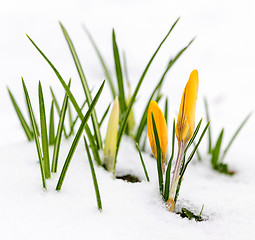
167, 69, 199, 212
104, 97, 119, 172
176, 69, 199, 143
147, 100, 168, 170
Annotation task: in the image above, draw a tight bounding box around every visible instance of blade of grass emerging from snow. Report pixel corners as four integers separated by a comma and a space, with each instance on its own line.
220, 112, 252, 162
112, 29, 126, 114
38, 81, 51, 179
84, 136, 102, 211
49, 100, 55, 146
99, 103, 111, 127
211, 129, 224, 168
27, 35, 101, 164
22, 79, 46, 189
164, 119, 175, 201
7, 87, 34, 141
50, 87, 67, 138
175, 121, 210, 203
51, 90, 69, 173
204, 98, 212, 153
83, 25, 116, 98
114, 18, 180, 173
136, 143, 150, 182
67, 101, 74, 136
164, 97, 168, 126
59, 22, 102, 150
123, 51, 130, 86
151, 113, 163, 196
56, 80, 105, 191
135, 37, 193, 144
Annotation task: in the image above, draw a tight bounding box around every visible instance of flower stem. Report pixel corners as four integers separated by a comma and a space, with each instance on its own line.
168, 141, 186, 211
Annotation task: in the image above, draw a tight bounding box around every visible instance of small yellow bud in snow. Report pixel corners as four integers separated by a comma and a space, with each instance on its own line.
147, 100, 168, 169
104, 97, 119, 172
176, 69, 199, 144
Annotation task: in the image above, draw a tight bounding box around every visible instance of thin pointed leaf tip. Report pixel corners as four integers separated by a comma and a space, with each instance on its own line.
147, 100, 168, 167
104, 97, 119, 172
176, 70, 199, 144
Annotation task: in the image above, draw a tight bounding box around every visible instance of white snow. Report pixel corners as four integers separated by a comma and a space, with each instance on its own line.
0, 0, 255, 239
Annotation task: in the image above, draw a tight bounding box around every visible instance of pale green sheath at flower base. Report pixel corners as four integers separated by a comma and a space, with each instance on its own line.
104, 97, 119, 172
167, 69, 199, 212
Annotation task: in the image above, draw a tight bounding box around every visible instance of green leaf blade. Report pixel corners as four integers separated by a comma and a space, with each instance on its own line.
151, 113, 163, 196
49, 100, 55, 146
84, 136, 102, 211
38, 82, 51, 179
59, 22, 103, 150
164, 119, 175, 201
112, 29, 126, 114
7, 87, 34, 141
22, 79, 46, 189
114, 18, 180, 173
56, 80, 105, 191
51, 91, 69, 173
83, 25, 116, 98
136, 143, 150, 182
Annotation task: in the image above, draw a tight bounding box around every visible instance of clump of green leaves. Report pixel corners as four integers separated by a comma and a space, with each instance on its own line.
203, 98, 251, 175
139, 114, 210, 211
177, 205, 205, 221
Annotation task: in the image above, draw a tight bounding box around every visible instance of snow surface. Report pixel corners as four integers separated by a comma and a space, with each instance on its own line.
0, 0, 255, 239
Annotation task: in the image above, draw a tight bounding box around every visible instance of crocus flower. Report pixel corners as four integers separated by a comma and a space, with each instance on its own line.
167, 69, 199, 212
104, 97, 119, 172
147, 100, 168, 171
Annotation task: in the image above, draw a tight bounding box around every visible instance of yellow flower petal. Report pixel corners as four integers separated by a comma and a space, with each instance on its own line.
104, 97, 119, 172
147, 100, 168, 166
176, 70, 199, 143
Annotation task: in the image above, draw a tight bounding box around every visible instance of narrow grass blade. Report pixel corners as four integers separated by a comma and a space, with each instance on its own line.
99, 103, 111, 127
135, 37, 194, 144
211, 129, 224, 168
193, 141, 202, 161
27, 34, 102, 164
136, 143, 150, 182
83, 25, 116, 98
204, 98, 212, 153
175, 121, 210, 203
50, 86, 69, 138
164, 97, 168, 126
67, 99, 87, 137
184, 118, 203, 155
59, 22, 102, 149
56, 80, 105, 191
152, 113, 163, 196
51, 91, 69, 173
67, 101, 74, 136
7, 87, 34, 141
86, 127, 102, 166
38, 81, 51, 179
123, 51, 130, 86
114, 18, 180, 173
84, 136, 102, 211
22, 79, 46, 189
27, 35, 83, 122
112, 29, 126, 114
164, 119, 175, 201
22, 82, 40, 137
49, 100, 55, 146
221, 113, 252, 162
